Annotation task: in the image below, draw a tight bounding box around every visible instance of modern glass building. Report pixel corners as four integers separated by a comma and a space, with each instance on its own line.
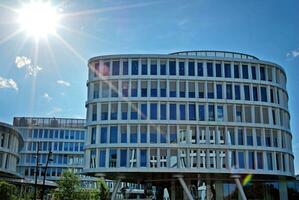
14, 117, 95, 187
84, 51, 294, 199
0, 122, 23, 179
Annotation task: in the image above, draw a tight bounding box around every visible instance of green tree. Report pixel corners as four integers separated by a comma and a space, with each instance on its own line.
53, 170, 107, 200
52, 170, 113, 200
96, 178, 109, 200
53, 170, 81, 200
0, 180, 17, 200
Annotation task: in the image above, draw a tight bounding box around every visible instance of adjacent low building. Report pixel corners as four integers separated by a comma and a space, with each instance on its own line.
14, 117, 95, 188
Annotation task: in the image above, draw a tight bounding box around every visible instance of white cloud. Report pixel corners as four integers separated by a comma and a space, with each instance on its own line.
26, 65, 42, 77
15, 56, 31, 68
57, 80, 70, 87
287, 49, 299, 58
15, 56, 42, 76
47, 107, 62, 116
0, 77, 18, 91
43, 93, 52, 101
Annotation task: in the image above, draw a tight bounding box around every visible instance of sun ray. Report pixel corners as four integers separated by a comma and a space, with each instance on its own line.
0, 28, 23, 45
32, 37, 40, 67
54, 33, 87, 65
45, 37, 63, 80
14, 34, 29, 59
57, 24, 111, 44
0, 3, 18, 13
61, 1, 161, 18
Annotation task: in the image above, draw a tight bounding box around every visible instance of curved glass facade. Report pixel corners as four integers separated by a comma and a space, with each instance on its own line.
0, 122, 23, 178
84, 52, 294, 183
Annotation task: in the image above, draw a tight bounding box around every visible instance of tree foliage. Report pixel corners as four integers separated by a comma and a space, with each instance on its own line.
52, 170, 109, 200
53, 170, 81, 200
0, 180, 16, 200
96, 178, 109, 200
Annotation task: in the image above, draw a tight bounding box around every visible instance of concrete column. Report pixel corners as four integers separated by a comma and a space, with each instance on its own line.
171, 181, 176, 200
221, 61, 225, 77
111, 179, 121, 200
254, 151, 258, 170
128, 79, 132, 97
157, 59, 161, 76
176, 80, 179, 98
251, 104, 255, 123
128, 58, 132, 75
89, 82, 94, 99
147, 80, 150, 97
204, 81, 208, 99
186, 81, 189, 98
137, 79, 141, 97
166, 79, 169, 98
175, 175, 194, 200
215, 181, 223, 200
213, 61, 216, 77
231, 175, 247, 200
175, 58, 178, 76
233, 104, 237, 122
96, 103, 102, 120
157, 148, 160, 168
256, 64, 260, 80
105, 147, 109, 168
195, 80, 199, 98
279, 181, 288, 200
147, 148, 151, 168
206, 180, 212, 200
252, 128, 257, 146
203, 61, 207, 77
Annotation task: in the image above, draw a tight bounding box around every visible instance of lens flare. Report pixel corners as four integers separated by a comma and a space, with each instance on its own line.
242, 174, 253, 186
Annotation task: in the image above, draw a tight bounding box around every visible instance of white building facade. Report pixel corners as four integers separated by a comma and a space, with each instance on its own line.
0, 122, 23, 179
84, 51, 294, 199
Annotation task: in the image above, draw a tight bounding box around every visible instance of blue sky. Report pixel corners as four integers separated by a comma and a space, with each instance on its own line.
0, 0, 299, 172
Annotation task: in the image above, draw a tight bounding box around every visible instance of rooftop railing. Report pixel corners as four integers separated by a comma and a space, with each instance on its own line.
13, 117, 85, 128
169, 50, 259, 60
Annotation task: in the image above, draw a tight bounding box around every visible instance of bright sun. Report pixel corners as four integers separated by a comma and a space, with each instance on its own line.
18, 2, 60, 38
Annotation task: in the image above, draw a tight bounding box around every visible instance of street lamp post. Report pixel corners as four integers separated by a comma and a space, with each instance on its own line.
41, 149, 53, 200
34, 141, 40, 200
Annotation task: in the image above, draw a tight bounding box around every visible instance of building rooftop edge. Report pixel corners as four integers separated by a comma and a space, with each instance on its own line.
87, 51, 286, 75
13, 116, 85, 121
0, 121, 24, 145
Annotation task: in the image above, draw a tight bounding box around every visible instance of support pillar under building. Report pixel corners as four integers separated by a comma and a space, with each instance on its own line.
174, 175, 194, 200
231, 175, 247, 200
111, 179, 121, 200
171, 180, 176, 200
215, 181, 224, 200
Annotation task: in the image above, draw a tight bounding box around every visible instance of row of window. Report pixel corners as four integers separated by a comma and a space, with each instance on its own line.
90, 102, 290, 129
89, 148, 293, 173
89, 125, 292, 150
0, 133, 19, 152
22, 167, 84, 178
25, 141, 84, 152
0, 153, 17, 171
28, 129, 85, 140
91, 59, 286, 86
90, 80, 288, 108
21, 153, 84, 166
